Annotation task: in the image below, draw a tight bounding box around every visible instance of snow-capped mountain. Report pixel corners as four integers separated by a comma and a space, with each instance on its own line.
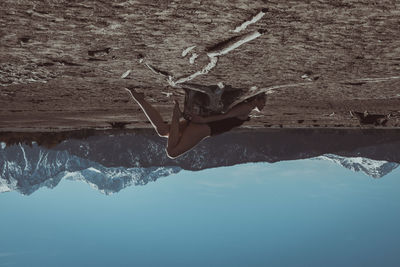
1, 129, 399, 195
316, 154, 399, 178
0, 143, 180, 195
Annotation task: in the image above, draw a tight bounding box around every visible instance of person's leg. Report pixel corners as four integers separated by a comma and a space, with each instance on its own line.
166, 122, 211, 158
125, 88, 170, 137
167, 101, 182, 151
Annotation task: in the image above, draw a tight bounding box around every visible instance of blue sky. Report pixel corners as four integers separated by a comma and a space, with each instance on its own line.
1, 159, 400, 267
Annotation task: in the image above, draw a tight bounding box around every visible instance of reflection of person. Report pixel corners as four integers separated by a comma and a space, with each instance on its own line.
125, 88, 266, 159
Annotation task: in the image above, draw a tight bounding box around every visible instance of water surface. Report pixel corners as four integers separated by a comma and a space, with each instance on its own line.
1, 129, 400, 266
1, 160, 400, 266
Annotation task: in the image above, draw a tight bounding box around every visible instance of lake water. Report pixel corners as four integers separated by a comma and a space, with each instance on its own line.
1, 161, 400, 266
1, 129, 400, 266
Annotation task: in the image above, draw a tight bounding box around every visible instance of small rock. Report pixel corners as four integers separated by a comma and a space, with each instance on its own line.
161, 92, 173, 97
121, 70, 131, 79
182, 45, 196, 57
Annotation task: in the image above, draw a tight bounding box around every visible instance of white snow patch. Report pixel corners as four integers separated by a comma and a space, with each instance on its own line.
189, 53, 198, 64
144, 27, 264, 87
174, 56, 219, 84
88, 167, 101, 173
63, 171, 83, 180
301, 74, 313, 81
233, 10, 267, 33
167, 76, 178, 87
182, 45, 196, 57
316, 154, 398, 178
0, 184, 11, 193
121, 69, 131, 79
161, 92, 173, 97
19, 144, 29, 171
356, 76, 400, 83
207, 31, 262, 57
0, 176, 11, 193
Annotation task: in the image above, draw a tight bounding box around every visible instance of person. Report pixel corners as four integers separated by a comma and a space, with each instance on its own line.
125, 88, 266, 159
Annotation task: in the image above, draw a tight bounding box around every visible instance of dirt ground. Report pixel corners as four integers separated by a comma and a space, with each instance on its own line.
1, 0, 400, 131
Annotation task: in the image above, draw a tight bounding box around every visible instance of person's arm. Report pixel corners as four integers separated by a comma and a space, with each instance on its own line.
191, 101, 254, 123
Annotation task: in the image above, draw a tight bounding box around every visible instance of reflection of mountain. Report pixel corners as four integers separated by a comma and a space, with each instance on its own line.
1, 129, 400, 194
316, 154, 399, 178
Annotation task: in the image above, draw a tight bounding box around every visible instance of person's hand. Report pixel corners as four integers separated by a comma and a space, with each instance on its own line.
173, 100, 183, 119
124, 87, 145, 101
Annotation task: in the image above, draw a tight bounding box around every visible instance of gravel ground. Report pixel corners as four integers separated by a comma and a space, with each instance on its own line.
1, 0, 399, 131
